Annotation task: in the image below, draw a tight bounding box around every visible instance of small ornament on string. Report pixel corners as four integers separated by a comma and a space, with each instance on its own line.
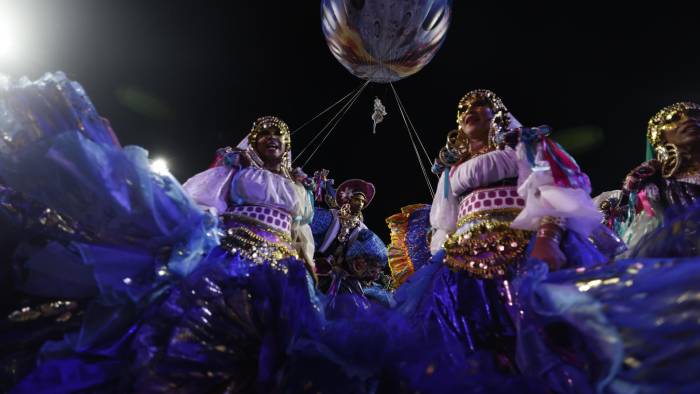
371, 97, 387, 134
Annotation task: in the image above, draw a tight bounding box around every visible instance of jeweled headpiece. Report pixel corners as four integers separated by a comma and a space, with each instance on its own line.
647, 102, 700, 150
249, 116, 291, 149
245, 116, 293, 178
456, 89, 513, 150
456, 89, 508, 125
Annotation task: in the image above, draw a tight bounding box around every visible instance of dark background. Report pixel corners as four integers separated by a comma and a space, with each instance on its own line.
1, 1, 697, 240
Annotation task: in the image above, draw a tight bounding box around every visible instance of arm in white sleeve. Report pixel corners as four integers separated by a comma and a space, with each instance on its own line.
292, 223, 316, 272
429, 170, 458, 254
182, 166, 235, 215
291, 183, 316, 271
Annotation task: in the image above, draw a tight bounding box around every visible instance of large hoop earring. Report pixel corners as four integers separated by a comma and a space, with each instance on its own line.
659, 143, 682, 178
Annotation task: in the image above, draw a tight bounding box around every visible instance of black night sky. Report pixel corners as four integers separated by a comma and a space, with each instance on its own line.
1, 1, 698, 240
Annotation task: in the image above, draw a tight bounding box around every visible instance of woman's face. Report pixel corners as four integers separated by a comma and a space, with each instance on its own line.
254, 126, 288, 164
662, 108, 700, 152
459, 105, 494, 142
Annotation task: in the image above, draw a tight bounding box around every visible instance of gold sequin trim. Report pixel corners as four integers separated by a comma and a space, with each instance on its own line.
221, 226, 297, 274
8, 300, 78, 323
456, 208, 523, 229
443, 220, 531, 279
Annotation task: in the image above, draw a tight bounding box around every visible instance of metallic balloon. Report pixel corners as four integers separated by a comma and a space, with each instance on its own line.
321, 0, 452, 83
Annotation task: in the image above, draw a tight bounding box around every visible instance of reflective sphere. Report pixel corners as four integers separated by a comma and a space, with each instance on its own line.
321, 0, 452, 83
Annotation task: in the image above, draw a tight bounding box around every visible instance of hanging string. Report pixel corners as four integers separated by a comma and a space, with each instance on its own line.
390, 83, 433, 191
291, 82, 365, 136
302, 81, 369, 168
294, 81, 370, 162
390, 83, 434, 198
293, 81, 367, 164
391, 83, 433, 166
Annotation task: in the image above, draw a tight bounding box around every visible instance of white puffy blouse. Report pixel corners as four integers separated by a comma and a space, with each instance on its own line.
183, 165, 315, 265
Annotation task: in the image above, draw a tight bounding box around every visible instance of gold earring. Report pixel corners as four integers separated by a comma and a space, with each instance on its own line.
660, 143, 682, 178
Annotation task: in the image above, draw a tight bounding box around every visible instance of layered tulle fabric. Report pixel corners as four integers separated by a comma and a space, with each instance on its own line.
127, 247, 514, 393
0, 73, 219, 391
129, 249, 323, 393
394, 251, 518, 364
0, 72, 220, 294
515, 204, 700, 393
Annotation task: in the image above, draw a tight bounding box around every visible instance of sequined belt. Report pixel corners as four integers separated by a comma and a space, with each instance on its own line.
228, 205, 292, 234
444, 188, 531, 279
458, 186, 525, 225
220, 220, 298, 272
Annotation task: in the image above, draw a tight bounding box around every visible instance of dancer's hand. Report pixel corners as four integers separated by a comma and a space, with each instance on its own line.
237, 151, 252, 168
531, 223, 566, 271
531, 237, 566, 271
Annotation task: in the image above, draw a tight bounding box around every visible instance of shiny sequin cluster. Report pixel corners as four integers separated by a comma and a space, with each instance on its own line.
385, 204, 432, 288
221, 226, 296, 273
8, 300, 78, 323
444, 219, 531, 279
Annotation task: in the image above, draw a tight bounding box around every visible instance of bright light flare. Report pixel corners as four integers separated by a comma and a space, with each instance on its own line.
0, 16, 16, 60
0, 2, 38, 72
150, 158, 170, 176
